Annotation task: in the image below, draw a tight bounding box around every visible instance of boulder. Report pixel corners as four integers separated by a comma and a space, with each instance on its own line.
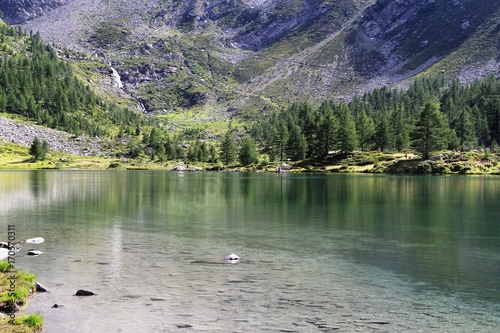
35, 282, 48, 292
75, 289, 95, 296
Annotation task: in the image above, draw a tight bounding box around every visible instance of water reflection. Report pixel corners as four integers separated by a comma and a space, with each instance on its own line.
0, 171, 499, 304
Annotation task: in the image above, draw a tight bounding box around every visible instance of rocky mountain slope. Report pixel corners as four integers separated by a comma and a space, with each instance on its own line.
1, 0, 499, 115
0, 0, 67, 24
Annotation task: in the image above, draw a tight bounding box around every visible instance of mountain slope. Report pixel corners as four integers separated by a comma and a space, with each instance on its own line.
2, 0, 500, 115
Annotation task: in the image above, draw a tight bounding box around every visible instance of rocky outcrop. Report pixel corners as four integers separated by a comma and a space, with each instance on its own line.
0, 0, 67, 24
348, 0, 500, 77
0, 116, 112, 157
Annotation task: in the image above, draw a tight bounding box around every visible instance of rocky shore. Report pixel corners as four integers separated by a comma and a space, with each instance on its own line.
0, 116, 111, 157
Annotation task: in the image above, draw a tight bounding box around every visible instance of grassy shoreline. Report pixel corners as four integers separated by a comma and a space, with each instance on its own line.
1, 138, 499, 174
0, 262, 43, 333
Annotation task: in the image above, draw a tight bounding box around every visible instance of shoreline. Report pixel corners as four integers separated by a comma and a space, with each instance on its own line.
0, 262, 43, 333
1, 147, 499, 175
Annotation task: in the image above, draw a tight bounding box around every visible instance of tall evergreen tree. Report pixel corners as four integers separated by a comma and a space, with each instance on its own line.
355, 109, 375, 151
373, 114, 389, 152
239, 136, 258, 165
411, 101, 449, 159
454, 107, 476, 150
315, 109, 337, 157
336, 104, 358, 153
286, 124, 307, 160
389, 105, 410, 151
266, 120, 289, 161
220, 131, 237, 165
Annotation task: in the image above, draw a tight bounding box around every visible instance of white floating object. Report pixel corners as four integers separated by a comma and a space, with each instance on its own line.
0, 248, 8, 260
224, 254, 239, 263
27, 250, 43, 256
25, 237, 45, 244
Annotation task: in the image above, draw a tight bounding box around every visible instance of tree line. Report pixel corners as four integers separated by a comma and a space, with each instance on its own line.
248, 75, 499, 162
133, 75, 499, 166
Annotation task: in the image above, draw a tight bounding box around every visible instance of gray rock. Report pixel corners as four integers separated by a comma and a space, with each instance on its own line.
177, 324, 193, 328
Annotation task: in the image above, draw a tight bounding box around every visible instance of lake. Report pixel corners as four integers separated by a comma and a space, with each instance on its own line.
1, 171, 499, 332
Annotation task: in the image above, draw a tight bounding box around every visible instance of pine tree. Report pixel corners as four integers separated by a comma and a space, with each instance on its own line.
411, 101, 449, 159
239, 136, 258, 166
315, 109, 336, 158
455, 107, 476, 150
374, 114, 389, 152
286, 124, 307, 160
220, 131, 237, 165
157, 144, 166, 163
355, 109, 375, 151
336, 104, 358, 153
389, 105, 410, 151
274, 120, 289, 161
29, 137, 49, 161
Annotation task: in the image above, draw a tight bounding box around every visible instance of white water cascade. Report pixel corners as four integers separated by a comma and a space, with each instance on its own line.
110, 66, 123, 89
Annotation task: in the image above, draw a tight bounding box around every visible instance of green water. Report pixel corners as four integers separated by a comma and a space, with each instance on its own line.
1, 171, 499, 332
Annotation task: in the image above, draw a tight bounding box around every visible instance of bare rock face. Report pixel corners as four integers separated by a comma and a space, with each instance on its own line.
0, 0, 68, 24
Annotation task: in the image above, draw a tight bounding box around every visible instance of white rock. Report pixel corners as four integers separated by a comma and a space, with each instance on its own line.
224, 253, 239, 262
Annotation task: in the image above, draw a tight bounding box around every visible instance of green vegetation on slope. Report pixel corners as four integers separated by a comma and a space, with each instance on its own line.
0, 21, 143, 137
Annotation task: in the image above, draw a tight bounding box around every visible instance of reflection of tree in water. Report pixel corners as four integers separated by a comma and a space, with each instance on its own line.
30, 170, 47, 199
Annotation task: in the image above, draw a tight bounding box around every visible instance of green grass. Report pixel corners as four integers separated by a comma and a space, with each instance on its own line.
0, 262, 13, 273
0, 313, 43, 333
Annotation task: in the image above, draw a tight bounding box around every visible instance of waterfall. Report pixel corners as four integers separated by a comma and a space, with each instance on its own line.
110, 66, 123, 89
